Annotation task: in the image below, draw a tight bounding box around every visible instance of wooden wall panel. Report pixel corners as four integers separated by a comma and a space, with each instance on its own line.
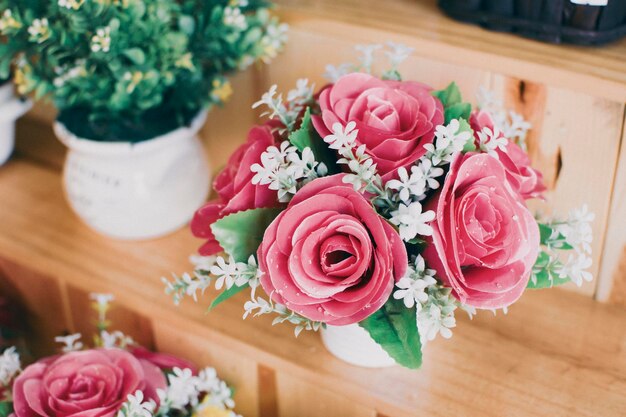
275, 372, 376, 417
152, 319, 260, 417
490, 76, 624, 296
0, 259, 70, 357
65, 284, 155, 349
597, 111, 626, 305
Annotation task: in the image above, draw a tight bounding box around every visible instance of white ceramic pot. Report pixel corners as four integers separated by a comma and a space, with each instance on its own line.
321, 324, 396, 368
0, 83, 31, 166
54, 111, 211, 240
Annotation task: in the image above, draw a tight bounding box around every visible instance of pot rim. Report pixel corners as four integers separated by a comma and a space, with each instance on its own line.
54, 109, 208, 156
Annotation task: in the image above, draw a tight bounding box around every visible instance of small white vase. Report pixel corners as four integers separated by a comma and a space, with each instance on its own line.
321, 324, 396, 368
0, 83, 31, 166
54, 111, 211, 240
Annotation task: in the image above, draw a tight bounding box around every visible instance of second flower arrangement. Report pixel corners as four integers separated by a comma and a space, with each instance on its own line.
164, 44, 594, 369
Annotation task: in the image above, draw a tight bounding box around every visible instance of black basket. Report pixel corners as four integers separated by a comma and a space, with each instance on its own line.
438, 0, 626, 46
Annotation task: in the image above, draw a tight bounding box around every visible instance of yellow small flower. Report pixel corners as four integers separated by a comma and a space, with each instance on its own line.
193, 405, 232, 417
28, 18, 51, 43
0, 10, 22, 33
14, 63, 32, 95
211, 79, 233, 103
58, 0, 85, 10
124, 71, 144, 93
175, 53, 195, 71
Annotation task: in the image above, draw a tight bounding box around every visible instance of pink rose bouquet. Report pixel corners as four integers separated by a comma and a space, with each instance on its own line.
167, 44, 594, 369
0, 294, 239, 417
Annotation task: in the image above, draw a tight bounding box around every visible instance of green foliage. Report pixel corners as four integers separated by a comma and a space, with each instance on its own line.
528, 251, 570, 289
0, 0, 285, 141
209, 282, 249, 310
432, 82, 472, 124
288, 106, 340, 173
211, 207, 282, 262
457, 118, 476, 152
359, 298, 422, 369
0, 402, 12, 417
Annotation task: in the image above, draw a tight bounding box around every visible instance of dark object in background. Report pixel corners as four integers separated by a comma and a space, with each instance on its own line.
0, 297, 25, 350
439, 0, 626, 46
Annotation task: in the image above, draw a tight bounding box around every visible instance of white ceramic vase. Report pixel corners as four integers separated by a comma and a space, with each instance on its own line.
54, 111, 211, 240
0, 82, 31, 166
321, 324, 396, 368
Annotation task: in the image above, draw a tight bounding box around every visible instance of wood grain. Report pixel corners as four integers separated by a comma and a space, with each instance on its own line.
597, 110, 626, 306
0, 159, 624, 416
274, 0, 626, 102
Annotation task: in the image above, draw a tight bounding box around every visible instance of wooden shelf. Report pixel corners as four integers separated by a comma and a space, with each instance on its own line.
275, 0, 626, 102
1, 125, 626, 416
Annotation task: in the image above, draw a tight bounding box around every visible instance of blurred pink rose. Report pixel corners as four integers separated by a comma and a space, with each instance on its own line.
192, 124, 280, 255
422, 153, 540, 309
312, 73, 444, 180
257, 175, 407, 325
12, 349, 166, 417
470, 110, 546, 199
130, 346, 197, 374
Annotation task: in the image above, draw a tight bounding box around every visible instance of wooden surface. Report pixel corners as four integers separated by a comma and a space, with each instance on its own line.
274, 0, 626, 103
598, 111, 626, 307
0, 155, 625, 416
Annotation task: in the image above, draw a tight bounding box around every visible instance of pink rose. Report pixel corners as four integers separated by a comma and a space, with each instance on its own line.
470, 110, 546, 199
312, 73, 444, 180
130, 346, 197, 374
12, 349, 166, 417
257, 175, 407, 325
192, 124, 280, 255
422, 153, 540, 309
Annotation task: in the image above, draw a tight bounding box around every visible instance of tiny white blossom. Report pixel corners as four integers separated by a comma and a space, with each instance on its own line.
342, 157, 376, 192
90, 292, 114, 309
390, 202, 435, 241
58, 0, 84, 10
28, 18, 50, 43
210, 256, 239, 290
0, 347, 21, 386
355, 43, 382, 73
259, 22, 288, 63
55, 333, 83, 353
323, 63, 353, 82
423, 119, 471, 165
324, 122, 358, 152
159, 368, 201, 409
91, 26, 111, 52
393, 258, 437, 310
417, 285, 457, 343
477, 126, 508, 158
190, 254, 218, 271
386, 166, 427, 203
100, 330, 134, 349
555, 204, 595, 254
557, 253, 593, 287
117, 391, 156, 417
223, 6, 247, 30
384, 42, 414, 69
458, 303, 477, 320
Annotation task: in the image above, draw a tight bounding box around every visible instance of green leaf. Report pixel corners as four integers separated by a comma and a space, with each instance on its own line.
538, 223, 574, 250
539, 223, 553, 245
211, 208, 282, 262
359, 298, 422, 369
457, 118, 476, 152
123, 48, 146, 65
527, 269, 570, 289
0, 402, 13, 417
445, 103, 472, 124
432, 82, 463, 107
288, 107, 340, 174
209, 283, 249, 310
432, 82, 472, 124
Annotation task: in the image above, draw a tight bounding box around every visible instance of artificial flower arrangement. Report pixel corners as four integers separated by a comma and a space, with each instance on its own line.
0, 0, 286, 141
0, 294, 240, 417
164, 43, 595, 369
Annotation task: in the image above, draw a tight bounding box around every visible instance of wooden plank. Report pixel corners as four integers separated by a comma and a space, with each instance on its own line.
65, 284, 155, 349
275, 372, 376, 417
0, 259, 70, 357
0, 159, 624, 416
274, 0, 626, 102
490, 76, 625, 295
597, 110, 626, 305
